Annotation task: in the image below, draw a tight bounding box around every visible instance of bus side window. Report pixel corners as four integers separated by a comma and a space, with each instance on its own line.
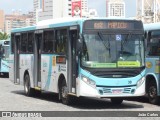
55, 29, 67, 53
28, 32, 34, 53
21, 33, 27, 53
43, 30, 54, 53
144, 32, 147, 48
146, 31, 151, 56
147, 31, 160, 56
11, 33, 15, 54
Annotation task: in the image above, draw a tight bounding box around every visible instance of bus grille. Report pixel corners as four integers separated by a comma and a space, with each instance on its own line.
92, 71, 138, 78
102, 87, 132, 94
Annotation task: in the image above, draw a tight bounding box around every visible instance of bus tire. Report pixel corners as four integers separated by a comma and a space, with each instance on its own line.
147, 81, 160, 105
24, 74, 35, 97
59, 80, 72, 105
111, 98, 123, 105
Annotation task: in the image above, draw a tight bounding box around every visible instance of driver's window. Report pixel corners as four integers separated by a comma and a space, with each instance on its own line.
147, 30, 160, 56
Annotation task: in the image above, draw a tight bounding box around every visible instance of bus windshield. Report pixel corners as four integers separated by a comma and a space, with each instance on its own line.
3, 46, 9, 59
81, 32, 144, 68
0, 46, 9, 60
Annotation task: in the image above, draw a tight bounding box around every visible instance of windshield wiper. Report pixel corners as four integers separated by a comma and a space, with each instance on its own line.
97, 32, 111, 57
121, 33, 132, 52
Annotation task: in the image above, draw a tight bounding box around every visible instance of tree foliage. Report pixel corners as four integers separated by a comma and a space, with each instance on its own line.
0, 32, 9, 40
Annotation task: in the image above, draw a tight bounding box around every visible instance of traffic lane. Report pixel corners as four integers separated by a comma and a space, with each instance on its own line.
11, 90, 144, 110
1, 78, 160, 120
0, 78, 159, 111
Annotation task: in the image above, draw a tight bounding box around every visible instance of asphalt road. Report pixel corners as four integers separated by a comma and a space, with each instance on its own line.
0, 77, 160, 120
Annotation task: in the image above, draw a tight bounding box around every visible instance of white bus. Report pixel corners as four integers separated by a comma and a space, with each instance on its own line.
9, 18, 145, 105
144, 23, 160, 104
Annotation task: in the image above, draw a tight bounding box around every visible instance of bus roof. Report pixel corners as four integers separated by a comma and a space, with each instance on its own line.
144, 22, 160, 31
36, 17, 137, 26
11, 17, 142, 33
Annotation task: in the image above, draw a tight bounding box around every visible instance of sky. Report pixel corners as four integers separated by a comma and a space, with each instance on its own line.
0, 0, 33, 14
88, 0, 136, 17
0, 0, 136, 18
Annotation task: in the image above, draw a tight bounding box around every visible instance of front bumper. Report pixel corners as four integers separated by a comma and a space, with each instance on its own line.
76, 79, 145, 98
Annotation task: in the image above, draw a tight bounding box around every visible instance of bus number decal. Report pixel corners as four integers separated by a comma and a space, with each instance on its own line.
94, 22, 104, 29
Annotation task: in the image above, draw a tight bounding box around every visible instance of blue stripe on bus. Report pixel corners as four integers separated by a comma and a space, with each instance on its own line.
80, 67, 145, 86
45, 56, 52, 90
49, 22, 79, 28
11, 26, 36, 33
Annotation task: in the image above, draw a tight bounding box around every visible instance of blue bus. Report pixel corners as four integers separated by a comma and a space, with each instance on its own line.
0, 39, 10, 77
144, 23, 160, 105
9, 18, 145, 105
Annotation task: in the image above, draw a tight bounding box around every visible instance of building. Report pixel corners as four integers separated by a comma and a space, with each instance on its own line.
33, 0, 39, 24
34, 0, 71, 23
0, 10, 4, 32
107, 0, 125, 18
33, 0, 88, 23
5, 10, 34, 35
106, 0, 109, 17
136, 0, 160, 23
81, 0, 88, 17
88, 9, 98, 18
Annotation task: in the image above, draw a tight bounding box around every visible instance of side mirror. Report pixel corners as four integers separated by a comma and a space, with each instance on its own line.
76, 38, 83, 54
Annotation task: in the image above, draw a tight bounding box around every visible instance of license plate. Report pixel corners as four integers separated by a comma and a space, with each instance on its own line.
112, 89, 123, 94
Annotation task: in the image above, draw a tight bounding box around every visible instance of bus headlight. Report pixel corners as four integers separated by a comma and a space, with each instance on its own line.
137, 77, 145, 88
81, 75, 96, 88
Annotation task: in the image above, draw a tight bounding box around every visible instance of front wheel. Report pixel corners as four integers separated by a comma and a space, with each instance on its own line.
24, 74, 35, 96
147, 81, 160, 105
59, 80, 72, 105
111, 98, 123, 105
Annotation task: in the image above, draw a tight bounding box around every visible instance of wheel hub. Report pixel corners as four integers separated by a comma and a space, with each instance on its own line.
62, 86, 68, 98
149, 86, 156, 98
25, 81, 28, 93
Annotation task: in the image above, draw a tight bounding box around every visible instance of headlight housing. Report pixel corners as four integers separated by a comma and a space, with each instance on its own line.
81, 75, 96, 88
137, 77, 145, 88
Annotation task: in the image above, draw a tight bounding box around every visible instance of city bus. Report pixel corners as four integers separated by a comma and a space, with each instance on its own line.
9, 18, 145, 105
0, 39, 10, 77
144, 23, 160, 105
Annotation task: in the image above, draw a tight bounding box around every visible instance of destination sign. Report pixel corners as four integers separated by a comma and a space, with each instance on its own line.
94, 22, 128, 29
56, 56, 66, 64
84, 20, 143, 30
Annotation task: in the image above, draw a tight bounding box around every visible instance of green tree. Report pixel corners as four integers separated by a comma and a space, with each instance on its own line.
0, 32, 9, 40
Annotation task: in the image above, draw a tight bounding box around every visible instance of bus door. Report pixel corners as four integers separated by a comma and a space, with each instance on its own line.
68, 26, 79, 94
14, 34, 20, 84
34, 31, 43, 88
